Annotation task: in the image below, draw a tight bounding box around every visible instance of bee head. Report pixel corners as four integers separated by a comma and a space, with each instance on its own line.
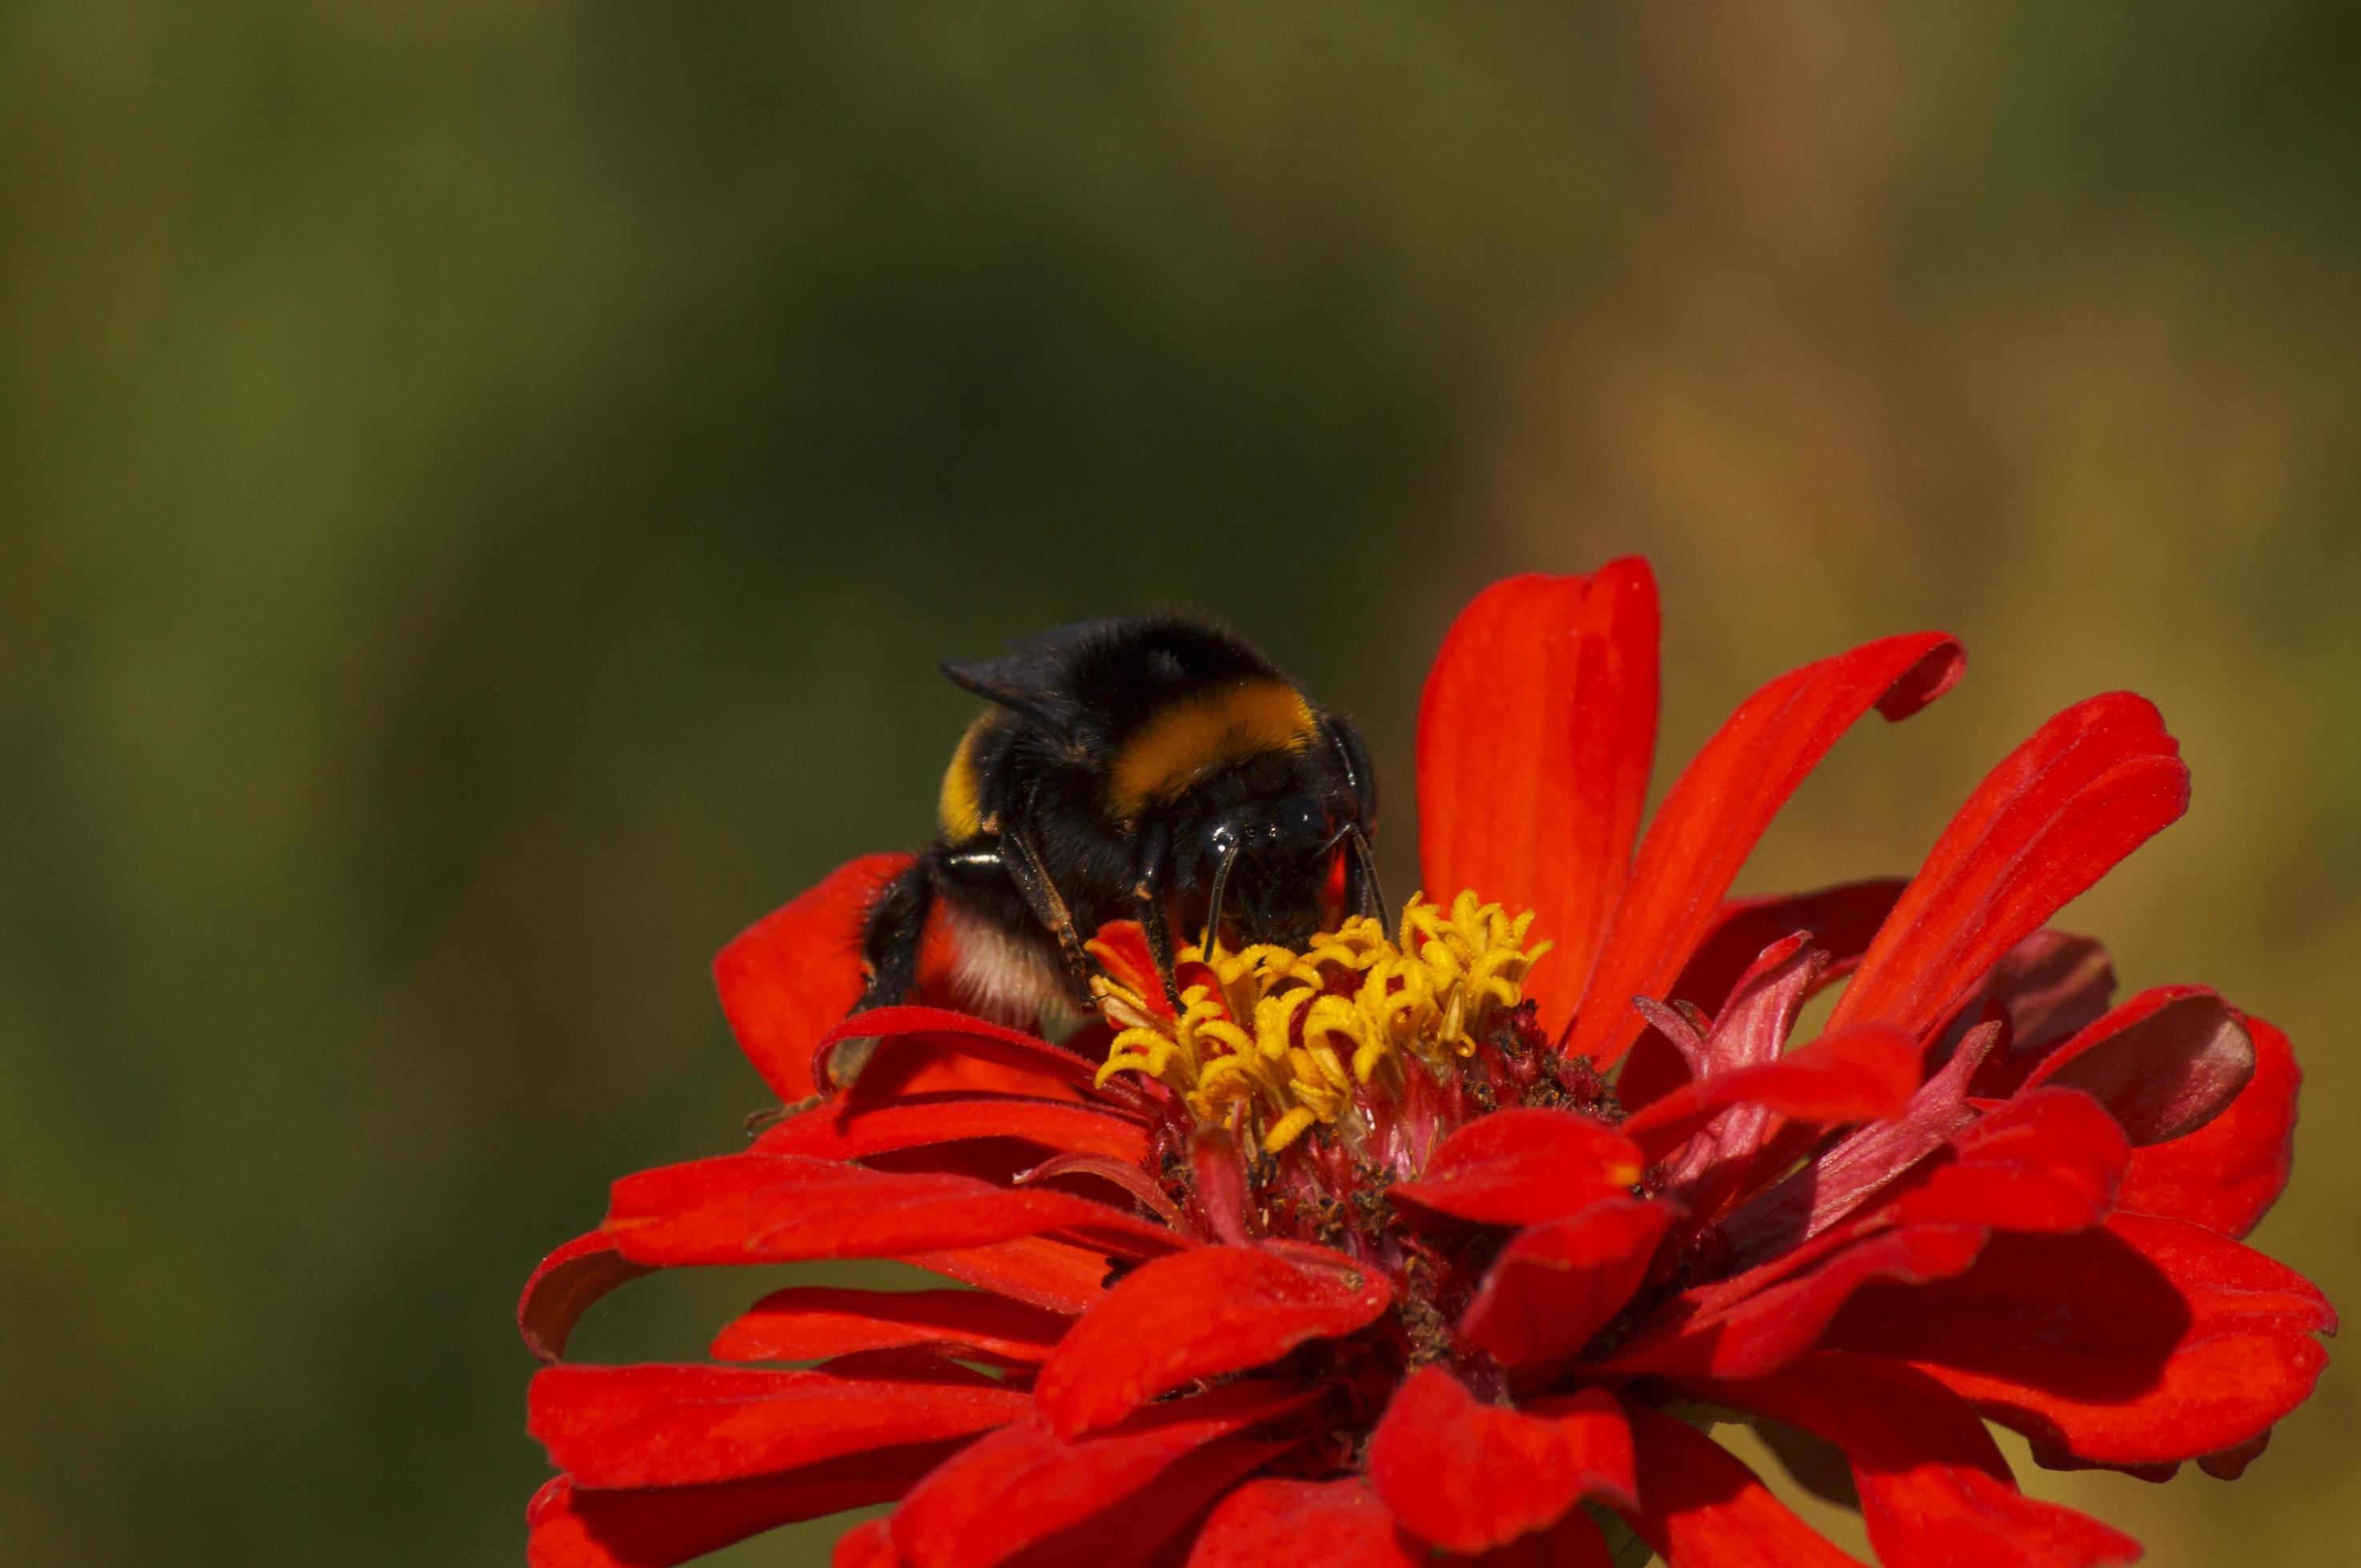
1193, 792, 1347, 948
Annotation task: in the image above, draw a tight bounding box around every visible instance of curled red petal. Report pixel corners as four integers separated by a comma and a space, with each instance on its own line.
759, 1096, 1150, 1166
1697, 1354, 2141, 1568
528, 1363, 1028, 1489
1693, 934, 1825, 1080
1648, 937, 1825, 1194
1615, 1401, 1866, 1567
889, 1387, 1304, 1568
1831, 693, 2189, 1042
2115, 1012, 2299, 1237
2022, 988, 2252, 1146
1187, 1478, 1426, 1568
1034, 1242, 1391, 1438
1570, 630, 1963, 1067
715, 854, 910, 1101
603, 1154, 1181, 1267
1389, 1107, 1644, 1227
1620, 1023, 1919, 1166
1673, 879, 1909, 1023
521, 1230, 654, 1365
1885, 1088, 2127, 1234
527, 1446, 956, 1568
1827, 1214, 2335, 1465
1367, 1369, 1633, 1553
1611, 1223, 1987, 1380
713, 1287, 1071, 1366
1623, 879, 1907, 1115
1459, 1197, 1675, 1367
1417, 562, 1661, 1033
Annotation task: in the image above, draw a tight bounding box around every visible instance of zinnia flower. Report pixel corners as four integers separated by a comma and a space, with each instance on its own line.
522, 560, 2332, 1567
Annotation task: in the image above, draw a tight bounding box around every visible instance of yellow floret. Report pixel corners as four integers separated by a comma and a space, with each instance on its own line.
1091, 890, 1551, 1154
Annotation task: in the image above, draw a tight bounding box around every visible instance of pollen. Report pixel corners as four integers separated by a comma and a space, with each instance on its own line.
1094, 891, 1551, 1154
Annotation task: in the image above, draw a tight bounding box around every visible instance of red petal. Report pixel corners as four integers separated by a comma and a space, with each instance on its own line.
521, 1230, 654, 1364
2116, 1013, 2299, 1237
993, 1438, 1293, 1568
1389, 1108, 1643, 1227
1884, 1088, 2128, 1234
603, 1154, 1180, 1267
1416, 562, 1661, 1032
1697, 1354, 2141, 1568
1827, 1214, 2336, 1465
1453, 1514, 1615, 1568
526, 1447, 957, 1568
1034, 1242, 1391, 1437
2023, 988, 2253, 1146
889, 1385, 1308, 1568
1191, 1125, 1255, 1246
716, 854, 910, 1101
528, 1363, 1028, 1488
1188, 1478, 1426, 1568
1830, 694, 2189, 1042
1459, 1198, 1675, 1367
834, 1518, 904, 1568
1951, 930, 2119, 1088
1018, 1152, 1187, 1228
758, 1095, 1151, 1166
1367, 1369, 1633, 1553
905, 1236, 1112, 1316
714, 1287, 1071, 1366
1084, 921, 1170, 1017
1569, 631, 1963, 1067
1611, 1224, 1987, 1379
816, 1007, 1104, 1103
1713, 1022, 2004, 1267
1615, 1402, 1865, 1567
1620, 1023, 1919, 1166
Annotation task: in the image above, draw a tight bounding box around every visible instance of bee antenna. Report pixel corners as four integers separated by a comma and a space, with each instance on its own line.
1201, 837, 1239, 958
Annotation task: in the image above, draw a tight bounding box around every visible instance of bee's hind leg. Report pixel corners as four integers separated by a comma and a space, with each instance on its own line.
998, 823, 1098, 1010
793, 854, 939, 1105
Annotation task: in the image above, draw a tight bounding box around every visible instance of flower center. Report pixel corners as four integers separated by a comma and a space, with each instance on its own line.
1093, 891, 1556, 1155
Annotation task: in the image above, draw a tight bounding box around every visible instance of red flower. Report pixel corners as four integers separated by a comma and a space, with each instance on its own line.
522, 561, 2332, 1567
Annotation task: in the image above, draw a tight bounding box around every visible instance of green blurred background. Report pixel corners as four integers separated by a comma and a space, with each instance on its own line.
3, 3, 2354, 1563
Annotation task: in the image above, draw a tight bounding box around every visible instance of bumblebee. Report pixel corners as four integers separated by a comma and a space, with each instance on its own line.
856, 614, 1383, 1029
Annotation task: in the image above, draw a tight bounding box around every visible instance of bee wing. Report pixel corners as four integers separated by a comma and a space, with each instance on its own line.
939, 650, 1080, 743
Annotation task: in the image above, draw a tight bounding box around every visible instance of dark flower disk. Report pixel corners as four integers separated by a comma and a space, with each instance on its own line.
522, 561, 2332, 1566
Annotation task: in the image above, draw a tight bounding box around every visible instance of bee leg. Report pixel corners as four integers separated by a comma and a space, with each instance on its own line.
1001, 824, 1097, 1009
819, 854, 942, 1095
1344, 823, 1389, 930
1130, 824, 1187, 1014
1319, 712, 1379, 832
857, 854, 937, 1010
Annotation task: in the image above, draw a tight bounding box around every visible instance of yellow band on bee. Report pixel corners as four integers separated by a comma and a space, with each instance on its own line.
937, 713, 993, 841
1106, 678, 1318, 819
